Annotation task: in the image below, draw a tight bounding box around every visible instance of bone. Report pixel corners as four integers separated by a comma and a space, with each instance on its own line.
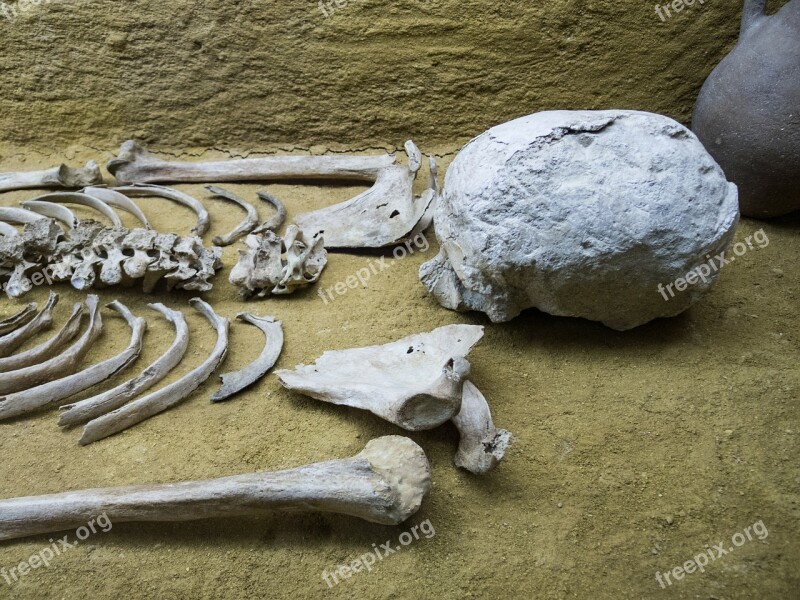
0, 301, 145, 421
21, 200, 79, 229
82, 187, 152, 228
253, 191, 287, 233
0, 435, 431, 541
0, 303, 37, 336
0, 292, 57, 357
0, 303, 83, 373
108, 140, 396, 184
210, 313, 283, 403
79, 298, 228, 445
294, 142, 436, 248
59, 304, 189, 427
0, 207, 46, 225
112, 184, 210, 236
277, 324, 483, 430
0, 295, 101, 394
205, 186, 260, 246
23, 192, 123, 227
0, 222, 19, 238
0, 161, 102, 193
452, 381, 511, 474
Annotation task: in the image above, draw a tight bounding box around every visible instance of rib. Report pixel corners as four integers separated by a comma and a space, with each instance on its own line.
0, 303, 83, 373
0, 207, 46, 225
112, 184, 210, 236
82, 186, 152, 228
0, 222, 19, 237
205, 186, 259, 246
0, 303, 37, 336
252, 192, 287, 233
0, 292, 57, 357
21, 200, 79, 229
24, 192, 123, 227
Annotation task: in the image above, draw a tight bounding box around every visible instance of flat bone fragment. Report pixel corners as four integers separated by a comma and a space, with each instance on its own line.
294, 142, 436, 248
82, 187, 152, 228
205, 186, 260, 246
252, 191, 287, 233
59, 304, 189, 427
112, 184, 210, 236
0, 303, 37, 336
0, 295, 101, 394
0, 301, 145, 421
277, 324, 483, 430
79, 298, 229, 445
452, 381, 512, 474
24, 192, 123, 227
0, 161, 102, 193
0, 303, 83, 373
0, 435, 431, 541
21, 200, 79, 229
108, 140, 396, 184
210, 313, 283, 403
0, 292, 57, 358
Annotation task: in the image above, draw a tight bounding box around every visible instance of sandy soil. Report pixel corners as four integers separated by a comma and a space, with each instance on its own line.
0, 146, 797, 599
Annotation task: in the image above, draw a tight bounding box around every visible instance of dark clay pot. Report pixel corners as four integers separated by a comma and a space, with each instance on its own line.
692, 0, 800, 218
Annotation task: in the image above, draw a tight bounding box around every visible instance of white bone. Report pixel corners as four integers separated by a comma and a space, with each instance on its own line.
0, 303, 37, 336
210, 313, 283, 403
0, 435, 431, 541
452, 381, 512, 474
82, 186, 152, 228
0, 292, 57, 357
0, 222, 18, 238
277, 324, 483, 430
0, 207, 46, 225
24, 192, 123, 227
252, 191, 287, 233
0, 161, 102, 193
79, 298, 228, 445
112, 184, 210, 236
0, 301, 145, 421
205, 186, 260, 246
0, 303, 83, 373
21, 200, 79, 229
58, 304, 189, 427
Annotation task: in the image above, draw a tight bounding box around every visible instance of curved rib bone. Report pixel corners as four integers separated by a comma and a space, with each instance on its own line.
0, 295, 101, 394
0, 303, 83, 373
0, 207, 46, 226
112, 184, 210, 236
59, 304, 189, 427
0, 292, 57, 357
277, 324, 483, 431
210, 313, 283, 403
252, 191, 287, 233
0, 222, 19, 238
79, 298, 228, 445
205, 186, 259, 246
0, 161, 102, 193
0, 301, 145, 421
0, 435, 431, 541
21, 200, 79, 229
0, 303, 37, 336
24, 192, 123, 227
82, 186, 152, 228
453, 381, 512, 474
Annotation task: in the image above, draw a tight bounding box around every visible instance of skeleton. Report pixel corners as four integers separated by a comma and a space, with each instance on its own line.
277, 325, 483, 431
205, 186, 260, 246
79, 298, 228, 445
452, 381, 511, 474
0, 303, 83, 373
23, 192, 123, 227
0, 303, 37, 335
20, 200, 79, 229
0, 301, 145, 421
58, 304, 189, 427
0, 161, 102, 193
0, 435, 431, 541
229, 226, 327, 297
111, 184, 210, 236
210, 313, 283, 403
81, 187, 152, 228
0, 292, 57, 357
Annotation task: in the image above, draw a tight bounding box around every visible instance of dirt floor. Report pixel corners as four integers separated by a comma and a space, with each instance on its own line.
0, 146, 797, 599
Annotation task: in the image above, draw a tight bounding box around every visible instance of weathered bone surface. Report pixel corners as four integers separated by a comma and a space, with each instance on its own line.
229, 226, 327, 297
0, 301, 145, 421
420, 110, 740, 330
0, 222, 18, 238
82, 186, 152, 228
0, 220, 64, 298
0, 295, 101, 395
79, 298, 228, 445
453, 381, 511, 474
0, 303, 37, 336
277, 324, 483, 430
21, 200, 79, 229
0, 435, 431, 540
0, 292, 57, 357
210, 313, 283, 403
59, 304, 189, 427
111, 184, 210, 236
0, 303, 83, 373
0, 207, 46, 225
24, 192, 123, 227
205, 186, 259, 246
0, 161, 102, 193
294, 143, 437, 248
253, 191, 287, 233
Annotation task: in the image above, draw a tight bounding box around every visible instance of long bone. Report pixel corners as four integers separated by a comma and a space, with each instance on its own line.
210, 313, 283, 403
81, 186, 152, 228
0, 303, 83, 373
111, 184, 210, 236
205, 186, 260, 246
0, 301, 145, 421
0, 303, 37, 335
21, 200, 79, 229
23, 192, 123, 227
0, 295, 101, 394
452, 381, 512, 474
59, 304, 189, 427
0, 161, 102, 193
0, 435, 432, 541
0, 292, 58, 357
79, 298, 228, 445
